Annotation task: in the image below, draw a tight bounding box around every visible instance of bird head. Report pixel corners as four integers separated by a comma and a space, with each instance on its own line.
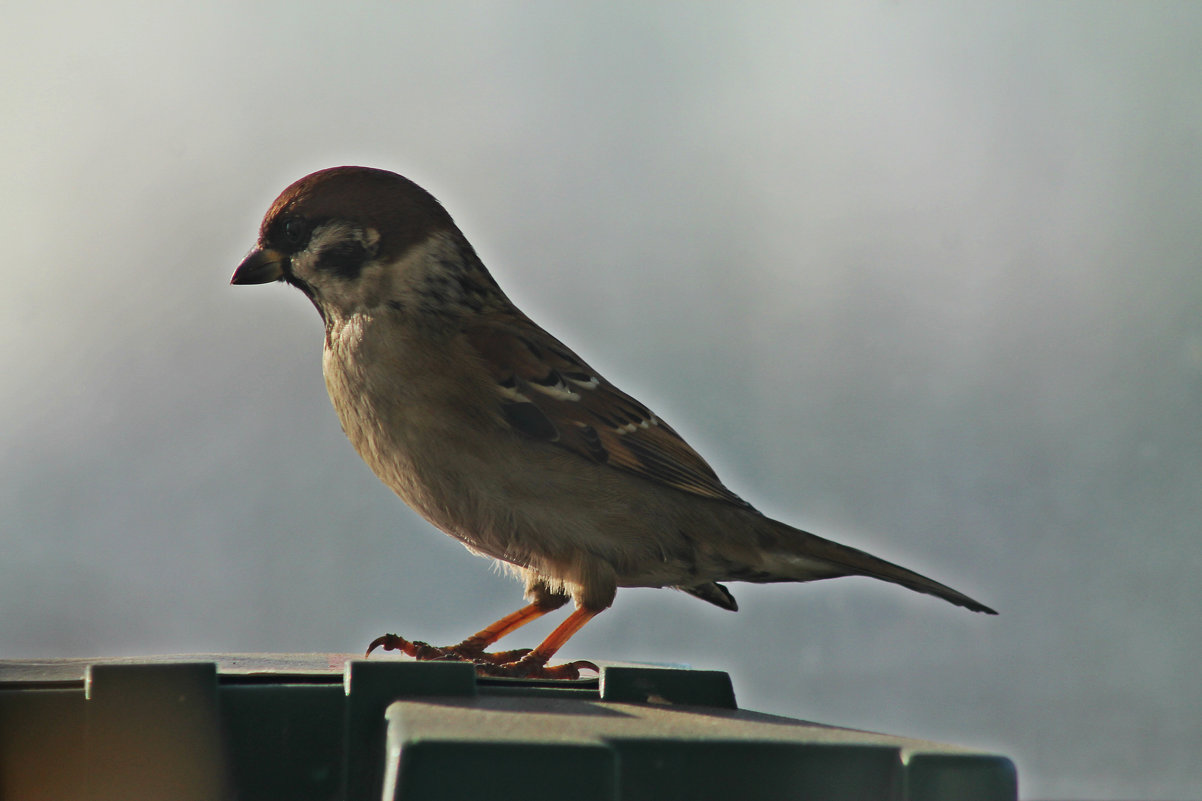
230, 166, 469, 324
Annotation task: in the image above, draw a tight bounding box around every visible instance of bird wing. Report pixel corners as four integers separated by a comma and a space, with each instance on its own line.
463, 316, 752, 509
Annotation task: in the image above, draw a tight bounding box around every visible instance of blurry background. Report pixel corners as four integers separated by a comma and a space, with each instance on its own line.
3, 3, 1199, 798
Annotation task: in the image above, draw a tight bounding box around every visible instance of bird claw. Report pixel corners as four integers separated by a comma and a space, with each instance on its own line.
471, 647, 534, 664
474, 658, 599, 680
365, 633, 449, 659
365, 632, 595, 679
364, 633, 529, 664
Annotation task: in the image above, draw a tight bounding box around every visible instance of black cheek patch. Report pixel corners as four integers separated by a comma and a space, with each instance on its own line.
317, 241, 370, 280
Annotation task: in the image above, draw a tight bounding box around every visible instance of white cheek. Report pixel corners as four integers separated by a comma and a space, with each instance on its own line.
290, 248, 321, 279
287, 223, 349, 281
311, 221, 358, 250
311, 222, 380, 255
289, 223, 384, 311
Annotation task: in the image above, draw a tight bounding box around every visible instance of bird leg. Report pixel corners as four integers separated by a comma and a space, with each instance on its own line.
475, 606, 600, 679
365, 594, 568, 664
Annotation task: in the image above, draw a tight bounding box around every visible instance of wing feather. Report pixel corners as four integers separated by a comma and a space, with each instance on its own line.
464, 316, 751, 509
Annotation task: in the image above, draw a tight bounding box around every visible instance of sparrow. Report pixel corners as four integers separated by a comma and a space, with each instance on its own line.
231, 166, 996, 679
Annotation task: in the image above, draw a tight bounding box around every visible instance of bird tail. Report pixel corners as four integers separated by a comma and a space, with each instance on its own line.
755, 517, 998, 615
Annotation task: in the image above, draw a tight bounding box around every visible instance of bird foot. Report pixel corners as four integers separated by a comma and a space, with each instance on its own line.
364, 633, 596, 679
364, 632, 530, 665
473, 655, 599, 680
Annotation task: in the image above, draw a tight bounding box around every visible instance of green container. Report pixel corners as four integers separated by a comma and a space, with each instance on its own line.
0, 655, 1016, 800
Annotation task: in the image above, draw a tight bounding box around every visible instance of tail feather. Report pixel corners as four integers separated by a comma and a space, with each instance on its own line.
760, 519, 998, 615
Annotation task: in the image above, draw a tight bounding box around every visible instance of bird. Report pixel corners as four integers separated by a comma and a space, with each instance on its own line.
231, 166, 996, 679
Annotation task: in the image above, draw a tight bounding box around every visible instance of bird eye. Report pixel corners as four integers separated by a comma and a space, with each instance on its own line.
281, 216, 309, 246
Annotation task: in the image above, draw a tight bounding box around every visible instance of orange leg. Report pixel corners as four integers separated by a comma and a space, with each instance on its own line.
477, 606, 601, 679
365, 595, 568, 663
452, 598, 565, 657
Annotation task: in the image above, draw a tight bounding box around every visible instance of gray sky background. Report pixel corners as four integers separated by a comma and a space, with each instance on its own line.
3, 3, 1200, 798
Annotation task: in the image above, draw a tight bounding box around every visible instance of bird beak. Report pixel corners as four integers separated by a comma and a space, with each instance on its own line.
231, 247, 287, 285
